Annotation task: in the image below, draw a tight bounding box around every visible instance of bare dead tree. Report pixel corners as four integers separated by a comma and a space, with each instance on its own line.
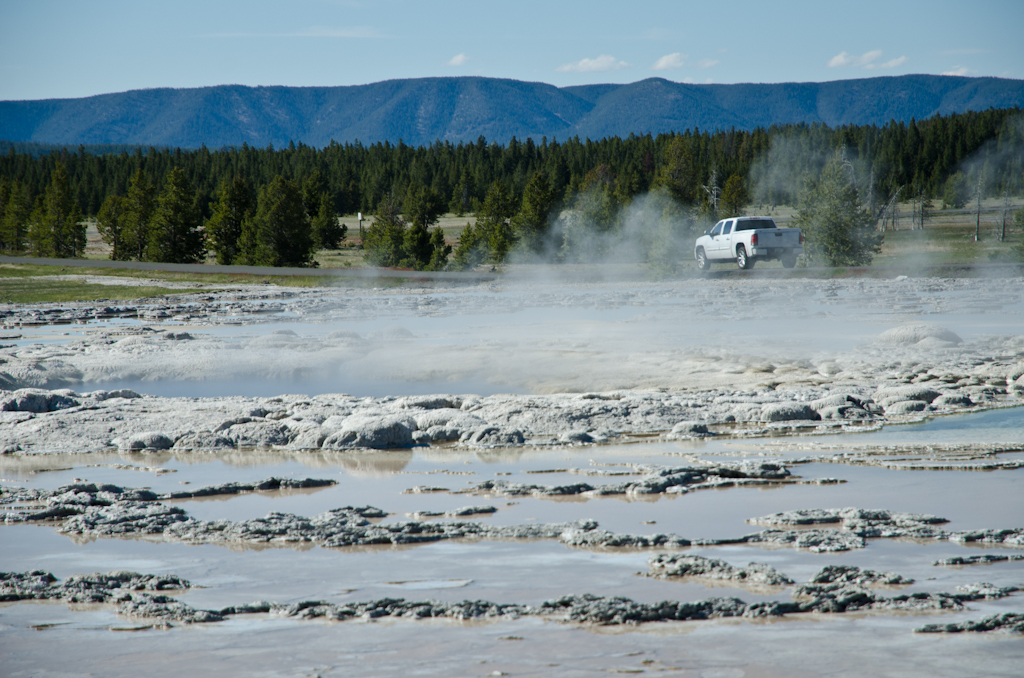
1000, 188, 1010, 242
878, 186, 902, 231
974, 173, 984, 242
701, 169, 721, 216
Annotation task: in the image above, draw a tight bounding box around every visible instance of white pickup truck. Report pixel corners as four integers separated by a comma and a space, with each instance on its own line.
694, 216, 803, 271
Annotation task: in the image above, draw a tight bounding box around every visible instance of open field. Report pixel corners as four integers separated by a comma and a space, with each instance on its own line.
19, 198, 1024, 306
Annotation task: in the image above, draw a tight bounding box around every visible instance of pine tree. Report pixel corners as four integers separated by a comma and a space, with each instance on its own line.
511, 171, 554, 254
237, 176, 314, 267
311, 194, 345, 249
27, 162, 84, 258
399, 185, 445, 268
652, 136, 697, 204
719, 173, 749, 217
476, 180, 516, 263
148, 167, 205, 263
0, 179, 30, 252
96, 194, 128, 260
793, 152, 882, 267
452, 221, 485, 270
122, 169, 155, 261
942, 171, 969, 209
206, 176, 254, 265
426, 226, 451, 271
361, 194, 407, 267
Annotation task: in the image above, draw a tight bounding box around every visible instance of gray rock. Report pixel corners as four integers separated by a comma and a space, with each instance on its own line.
873, 385, 941, 404
0, 388, 79, 413
760, 403, 820, 422
877, 325, 962, 346
322, 413, 417, 449
646, 554, 794, 586
885, 399, 927, 414
159, 477, 336, 500
668, 421, 710, 437
225, 421, 294, 448
917, 612, 1024, 634
172, 431, 235, 450
120, 431, 175, 451
932, 392, 974, 408
934, 554, 1024, 566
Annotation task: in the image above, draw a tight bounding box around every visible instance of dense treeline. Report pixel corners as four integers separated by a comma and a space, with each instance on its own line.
0, 107, 1021, 268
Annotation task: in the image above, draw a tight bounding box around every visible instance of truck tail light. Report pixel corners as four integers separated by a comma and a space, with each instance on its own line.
799, 231, 804, 244
751, 233, 758, 246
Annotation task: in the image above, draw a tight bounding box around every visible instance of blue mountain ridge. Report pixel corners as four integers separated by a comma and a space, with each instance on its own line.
1, 74, 1022, 149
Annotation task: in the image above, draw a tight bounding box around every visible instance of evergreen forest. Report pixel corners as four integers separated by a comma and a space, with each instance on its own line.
0, 107, 1021, 269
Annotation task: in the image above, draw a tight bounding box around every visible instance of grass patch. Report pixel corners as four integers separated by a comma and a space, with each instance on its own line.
0, 263, 331, 289
0, 277, 183, 304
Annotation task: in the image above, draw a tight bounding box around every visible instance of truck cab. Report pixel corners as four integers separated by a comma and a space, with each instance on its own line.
694, 217, 803, 271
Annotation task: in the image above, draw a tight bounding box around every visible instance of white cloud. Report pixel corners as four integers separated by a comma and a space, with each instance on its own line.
828, 49, 882, 68
556, 54, 628, 73
828, 49, 905, 70
652, 53, 686, 70
942, 66, 971, 76
447, 53, 468, 67
865, 55, 907, 70
696, 58, 719, 69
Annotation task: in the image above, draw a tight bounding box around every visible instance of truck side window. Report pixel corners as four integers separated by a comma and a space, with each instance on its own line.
710, 223, 722, 237
722, 222, 732, 234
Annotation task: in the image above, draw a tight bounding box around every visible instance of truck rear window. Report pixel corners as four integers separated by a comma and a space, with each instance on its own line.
735, 219, 777, 231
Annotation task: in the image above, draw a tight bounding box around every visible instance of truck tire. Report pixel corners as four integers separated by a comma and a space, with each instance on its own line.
781, 253, 797, 268
695, 248, 710, 273
736, 246, 754, 270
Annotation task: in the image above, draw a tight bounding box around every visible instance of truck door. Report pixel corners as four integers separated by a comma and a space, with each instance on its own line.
708, 221, 724, 257
720, 220, 734, 256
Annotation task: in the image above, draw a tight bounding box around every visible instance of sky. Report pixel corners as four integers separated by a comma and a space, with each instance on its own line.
1, 0, 1021, 101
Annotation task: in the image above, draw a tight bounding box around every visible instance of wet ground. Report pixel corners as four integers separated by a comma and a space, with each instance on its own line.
2, 274, 1023, 676
2, 408, 1022, 676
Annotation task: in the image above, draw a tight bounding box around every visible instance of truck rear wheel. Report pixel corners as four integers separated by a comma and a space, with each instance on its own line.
696, 248, 710, 273
781, 253, 797, 268
736, 246, 754, 270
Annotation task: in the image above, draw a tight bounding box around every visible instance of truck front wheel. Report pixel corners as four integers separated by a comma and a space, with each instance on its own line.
696, 248, 710, 273
736, 246, 754, 270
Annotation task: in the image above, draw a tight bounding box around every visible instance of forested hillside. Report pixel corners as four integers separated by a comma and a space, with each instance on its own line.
1, 107, 1021, 271
2, 107, 1020, 217
2, 75, 1022, 149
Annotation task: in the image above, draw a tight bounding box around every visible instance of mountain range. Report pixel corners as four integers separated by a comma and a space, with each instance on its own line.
2, 74, 1022, 149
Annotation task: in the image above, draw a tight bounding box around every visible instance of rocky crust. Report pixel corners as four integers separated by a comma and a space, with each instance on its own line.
0, 570, 218, 624
746, 508, 1024, 551
4, 567, 1019, 630
917, 613, 1024, 634
645, 554, 794, 586
5, 481, 1022, 556
934, 554, 1024, 566
461, 462, 801, 498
